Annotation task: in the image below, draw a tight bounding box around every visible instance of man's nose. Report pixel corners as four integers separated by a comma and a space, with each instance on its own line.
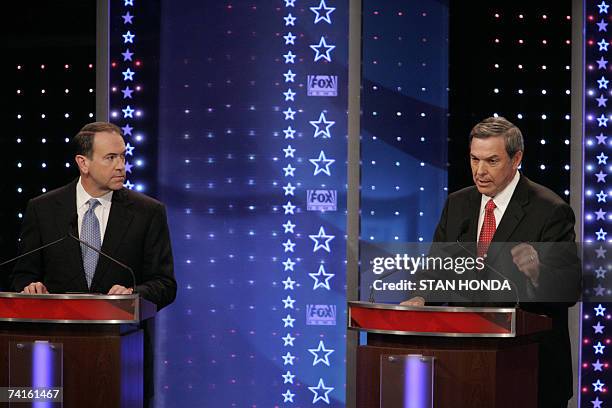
476, 162, 487, 175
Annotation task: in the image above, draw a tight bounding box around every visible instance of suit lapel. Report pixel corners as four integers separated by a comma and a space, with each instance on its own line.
465, 188, 481, 242
91, 188, 134, 289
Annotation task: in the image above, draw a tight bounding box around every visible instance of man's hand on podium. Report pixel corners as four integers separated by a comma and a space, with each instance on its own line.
400, 296, 425, 307
108, 284, 133, 295
21, 282, 49, 294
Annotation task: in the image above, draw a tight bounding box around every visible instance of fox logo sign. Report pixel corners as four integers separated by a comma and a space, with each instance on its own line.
307, 75, 338, 96
306, 304, 337, 326
307, 189, 337, 211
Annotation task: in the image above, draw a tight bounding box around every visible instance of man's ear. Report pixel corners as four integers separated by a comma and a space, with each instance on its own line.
75, 155, 89, 174
512, 150, 523, 170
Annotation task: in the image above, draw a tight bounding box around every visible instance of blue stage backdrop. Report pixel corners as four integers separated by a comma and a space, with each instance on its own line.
149, 1, 348, 406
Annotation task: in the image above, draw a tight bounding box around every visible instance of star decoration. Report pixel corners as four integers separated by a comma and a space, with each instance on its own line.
283, 69, 296, 82
282, 389, 295, 402
282, 314, 296, 328
598, 1, 610, 14
282, 351, 296, 364
597, 94, 608, 107
122, 68, 135, 81
282, 276, 296, 290
122, 105, 135, 118
123, 180, 135, 189
308, 378, 334, 404
596, 227, 607, 240
597, 114, 609, 127
283, 51, 296, 64
284, 0, 295, 6
598, 76, 609, 89
596, 171, 607, 182
125, 161, 133, 173
122, 12, 134, 24
310, 112, 335, 138
309, 150, 335, 176
592, 396, 603, 408
594, 284, 606, 296
597, 57, 608, 69
598, 39, 609, 51
596, 133, 608, 144
596, 245, 607, 258
283, 107, 296, 120
593, 379, 605, 391
597, 152, 609, 164
595, 304, 607, 316
596, 190, 607, 203
122, 31, 135, 43
283, 183, 296, 196
309, 264, 335, 290
310, 0, 336, 24
283, 257, 296, 271
282, 371, 296, 384
282, 333, 295, 346
122, 49, 134, 61
593, 321, 605, 334
595, 266, 607, 278
283, 145, 296, 158
284, 88, 296, 101
121, 124, 133, 136
593, 359, 604, 371
283, 221, 296, 234
594, 341, 606, 354
125, 143, 135, 156
282, 295, 296, 309
282, 238, 296, 252
595, 208, 607, 220
284, 13, 296, 26
309, 226, 335, 253
283, 201, 296, 215
124, 0, 133, 5
283, 164, 296, 177
121, 86, 134, 99
310, 36, 336, 62
308, 340, 334, 366
283, 126, 296, 139
283, 32, 297, 45
598, 18, 609, 31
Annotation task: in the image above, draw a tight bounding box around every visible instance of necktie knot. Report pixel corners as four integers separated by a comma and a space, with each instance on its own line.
485, 199, 496, 212
87, 199, 101, 212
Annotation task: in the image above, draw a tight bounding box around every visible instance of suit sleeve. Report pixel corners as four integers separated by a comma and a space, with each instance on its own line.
135, 203, 177, 309
11, 200, 44, 291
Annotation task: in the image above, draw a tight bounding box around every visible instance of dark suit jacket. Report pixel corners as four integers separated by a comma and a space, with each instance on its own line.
11, 179, 177, 310
430, 174, 580, 406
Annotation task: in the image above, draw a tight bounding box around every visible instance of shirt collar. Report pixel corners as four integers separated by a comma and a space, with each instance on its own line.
480, 171, 521, 214
76, 177, 113, 210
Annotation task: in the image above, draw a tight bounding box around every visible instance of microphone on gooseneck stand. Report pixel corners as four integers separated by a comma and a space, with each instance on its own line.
0, 236, 70, 268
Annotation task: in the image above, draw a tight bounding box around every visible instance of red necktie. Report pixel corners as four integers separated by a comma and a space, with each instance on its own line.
477, 199, 497, 258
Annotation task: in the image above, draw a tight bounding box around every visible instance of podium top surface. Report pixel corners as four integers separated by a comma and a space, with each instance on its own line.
0, 292, 156, 324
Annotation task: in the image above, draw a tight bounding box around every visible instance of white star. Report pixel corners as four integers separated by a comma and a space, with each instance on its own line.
598, 76, 609, 89
282, 389, 295, 402
308, 340, 334, 366
284, 0, 295, 6
282, 371, 296, 384
283, 221, 296, 234
598, 39, 609, 51
122, 68, 135, 81
282, 351, 296, 364
125, 143, 135, 156
309, 264, 334, 290
283, 145, 296, 158
123, 180, 134, 189
597, 114, 609, 127
308, 378, 334, 404
310, 0, 336, 24
283, 32, 297, 45
284, 88, 296, 101
593, 321, 605, 334
282, 314, 296, 328
309, 150, 335, 176
283, 107, 296, 120
124, 0, 133, 5
282, 238, 296, 252
283, 257, 296, 270
595, 266, 607, 278
283, 69, 296, 82
599, 1, 610, 13
597, 152, 608, 164
283, 126, 296, 139
595, 304, 607, 316
282, 276, 296, 290
596, 227, 607, 240
594, 341, 606, 354
283, 164, 296, 177
593, 379, 605, 391
283, 182, 296, 196
284, 13, 297, 26
309, 226, 335, 253
593, 359, 604, 371
283, 51, 296, 64
122, 31, 135, 43
310, 112, 335, 138
283, 201, 296, 215
122, 105, 135, 118
310, 36, 336, 62
282, 295, 296, 309
282, 333, 295, 346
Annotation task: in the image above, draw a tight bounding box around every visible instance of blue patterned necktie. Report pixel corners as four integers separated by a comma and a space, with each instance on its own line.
81, 198, 101, 288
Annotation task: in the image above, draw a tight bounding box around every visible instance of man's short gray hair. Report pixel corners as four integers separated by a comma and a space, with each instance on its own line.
469, 116, 524, 158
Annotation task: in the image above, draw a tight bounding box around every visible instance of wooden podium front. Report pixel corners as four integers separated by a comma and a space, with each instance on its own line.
349, 301, 552, 408
0, 293, 156, 408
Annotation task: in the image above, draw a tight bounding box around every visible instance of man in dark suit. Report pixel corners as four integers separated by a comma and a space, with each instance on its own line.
11, 121, 177, 309
402, 116, 580, 408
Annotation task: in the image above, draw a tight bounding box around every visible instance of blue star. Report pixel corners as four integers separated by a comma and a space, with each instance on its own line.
283, 32, 297, 45
597, 114, 608, 127
122, 49, 134, 61
282, 333, 295, 346
123, 180, 135, 189
599, 1, 610, 13
596, 133, 608, 144
308, 340, 334, 366
283, 145, 296, 158
283, 182, 296, 195
310, 112, 335, 138
283, 126, 296, 139
309, 226, 335, 253
282, 239, 295, 254
593, 359, 604, 371
284, 13, 296, 26
308, 378, 334, 404
597, 94, 608, 107
309, 150, 335, 176
592, 396, 603, 408
283, 221, 296, 235
122, 105, 135, 118
125, 143, 135, 156
598, 18, 609, 31
596, 245, 607, 258
284, 0, 295, 6
282, 295, 296, 309
121, 124, 133, 136
282, 202, 296, 216
593, 321, 605, 334
122, 12, 134, 24
282, 389, 295, 402
309, 264, 334, 290
124, 0, 133, 5
596, 228, 607, 240
282, 351, 295, 364
283, 69, 296, 82
282, 314, 296, 328
283, 51, 296, 64
595, 304, 607, 316
310, 0, 336, 24
283, 164, 296, 177
121, 86, 134, 99
282, 371, 296, 384
122, 31, 135, 44
122, 68, 135, 81
282, 276, 296, 290
596, 171, 607, 182
594, 284, 606, 296
598, 39, 609, 51
595, 266, 607, 278
592, 378, 605, 391
284, 88, 296, 101
597, 152, 609, 164
310, 36, 336, 62
596, 208, 607, 220
125, 161, 133, 173
597, 57, 608, 69
283, 107, 296, 120
283, 258, 296, 271
598, 76, 609, 89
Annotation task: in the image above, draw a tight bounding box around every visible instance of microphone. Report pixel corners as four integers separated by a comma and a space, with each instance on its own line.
0, 236, 70, 268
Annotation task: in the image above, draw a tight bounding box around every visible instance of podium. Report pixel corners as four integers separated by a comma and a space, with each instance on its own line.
0, 293, 156, 408
349, 301, 552, 408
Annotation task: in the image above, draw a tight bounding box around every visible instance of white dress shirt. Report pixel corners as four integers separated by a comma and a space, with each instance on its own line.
477, 171, 521, 242
76, 177, 113, 242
